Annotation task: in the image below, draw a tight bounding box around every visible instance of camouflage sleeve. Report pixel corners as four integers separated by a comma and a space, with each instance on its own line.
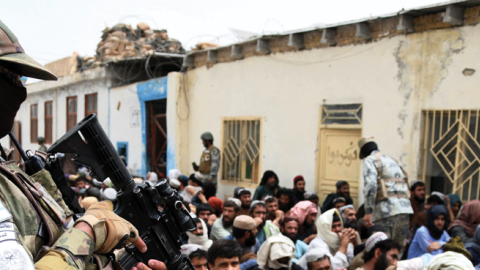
362, 159, 378, 215
32, 169, 74, 218
35, 228, 94, 270
210, 148, 220, 177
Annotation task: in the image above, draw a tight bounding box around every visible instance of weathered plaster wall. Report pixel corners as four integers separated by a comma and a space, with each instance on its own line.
177, 24, 480, 202
109, 83, 143, 176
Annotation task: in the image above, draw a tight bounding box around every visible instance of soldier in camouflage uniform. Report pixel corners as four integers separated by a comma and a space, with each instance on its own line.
358, 137, 413, 258
194, 132, 220, 185
0, 20, 160, 270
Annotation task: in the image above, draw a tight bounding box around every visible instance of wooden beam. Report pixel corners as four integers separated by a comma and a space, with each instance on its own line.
230, 45, 244, 60
444, 5, 465, 26
320, 29, 336, 45
355, 23, 371, 40
397, 15, 414, 33
288, 33, 304, 49
207, 50, 218, 64
256, 39, 270, 54
183, 54, 195, 68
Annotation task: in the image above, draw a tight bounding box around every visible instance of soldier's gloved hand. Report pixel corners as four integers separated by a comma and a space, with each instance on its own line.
74, 201, 146, 254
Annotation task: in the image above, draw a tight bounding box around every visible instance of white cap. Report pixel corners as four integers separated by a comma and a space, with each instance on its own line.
170, 179, 181, 189
305, 248, 330, 263
366, 232, 388, 252
228, 198, 241, 207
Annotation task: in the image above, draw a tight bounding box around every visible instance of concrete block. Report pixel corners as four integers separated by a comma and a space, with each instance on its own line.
397, 15, 414, 33
256, 39, 270, 54
355, 23, 371, 40
288, 33, 304, 49
444, 5, 465, 25
320, 29, 336, 45
207, 50, 218, 64
230, 45, 244, 60
183, 54, 195, 68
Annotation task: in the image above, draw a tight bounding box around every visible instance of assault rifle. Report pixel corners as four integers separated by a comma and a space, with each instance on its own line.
48, 114, 196, 270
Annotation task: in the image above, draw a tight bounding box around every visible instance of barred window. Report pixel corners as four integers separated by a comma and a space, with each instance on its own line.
30, 104, 38, 143
419, 110, 480, 201
221, 118, 262, 183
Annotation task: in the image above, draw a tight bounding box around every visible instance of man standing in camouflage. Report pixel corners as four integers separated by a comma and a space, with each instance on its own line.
0, 20, 159, 270
358, 137, 413, 257
194, 132, 220, 185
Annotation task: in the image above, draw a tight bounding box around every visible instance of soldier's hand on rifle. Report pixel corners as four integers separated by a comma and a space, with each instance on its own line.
132, 260, 167, 270
74, 201, 147, 254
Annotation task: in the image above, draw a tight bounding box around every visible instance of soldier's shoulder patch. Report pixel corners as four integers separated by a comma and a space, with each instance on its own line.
204, 150, 210, 153
212, 149, 219, 155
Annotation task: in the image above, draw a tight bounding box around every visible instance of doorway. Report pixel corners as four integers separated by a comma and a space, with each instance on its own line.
315, 104, 363, 207
146, 99, 167, 177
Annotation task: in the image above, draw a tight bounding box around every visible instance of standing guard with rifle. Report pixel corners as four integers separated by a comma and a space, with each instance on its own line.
358, 136, 413, 258
0, 20, 157, 270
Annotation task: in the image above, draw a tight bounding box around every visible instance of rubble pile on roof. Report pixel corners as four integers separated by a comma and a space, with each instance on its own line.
192, 42, 220, 51
79, 22, 186, 70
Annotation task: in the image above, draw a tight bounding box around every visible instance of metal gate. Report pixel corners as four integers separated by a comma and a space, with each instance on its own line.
419, 110, 480, 201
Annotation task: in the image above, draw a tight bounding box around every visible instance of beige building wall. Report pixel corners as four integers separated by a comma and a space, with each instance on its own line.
171, 23, 480, 204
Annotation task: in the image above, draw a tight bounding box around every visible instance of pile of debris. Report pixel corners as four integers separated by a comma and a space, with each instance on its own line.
80, 22, 186, 70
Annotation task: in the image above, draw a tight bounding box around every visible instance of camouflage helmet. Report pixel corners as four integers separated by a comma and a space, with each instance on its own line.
200, 132, 213, 141
37, 136, 44, 143
0, 20, 57, 80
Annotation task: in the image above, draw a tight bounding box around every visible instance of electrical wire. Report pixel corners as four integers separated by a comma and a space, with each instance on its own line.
176, 71, 190, 121
267, 38, 387, 66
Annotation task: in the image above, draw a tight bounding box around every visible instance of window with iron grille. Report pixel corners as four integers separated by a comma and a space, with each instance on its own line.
67, 96, 77, 131
321, 103, 363, 125
419, 110, 480, 201
30, 104, 38, 143
85, 93, 98, 116
221, 118, 262, 184
45, 101, 53, 144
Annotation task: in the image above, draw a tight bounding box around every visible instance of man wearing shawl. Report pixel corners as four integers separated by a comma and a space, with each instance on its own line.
186, 217, 213, 250
290, 201, 319, 244
448, 200, 480, 245
423, 251, 475, 270
301, 209, 356, 270
407, 205, 450, 259
279, 216, 309, 264
253, 171, 280, 201
257, 234, 303, 270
